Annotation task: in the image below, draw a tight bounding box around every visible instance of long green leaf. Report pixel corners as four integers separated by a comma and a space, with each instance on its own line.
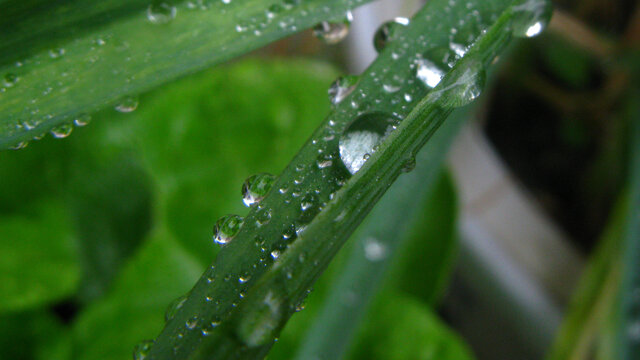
146, 0, 548, 358
0, 0, 372, 149
292, 107, 465, 360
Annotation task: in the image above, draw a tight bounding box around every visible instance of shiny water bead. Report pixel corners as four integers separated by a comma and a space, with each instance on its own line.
339, 112, 397, 174
328, 75, 359, 105
213, 214, 244, 245
3, 73, 18, 87
115, 96, 139, 113
313, 11, 353, 45
165, 295, 188, 322
147, 2, 177, 24
415, 46, 459, 88
364, 237, 387, 261
427, 59, 486, 107
10, 141, 28, 150
241, 173, 276, 207
373, 17, 410, 52
512, 0, 553, 38
74, 114, 91, 127
132, 340, 154, 360
50, 123, 73, 139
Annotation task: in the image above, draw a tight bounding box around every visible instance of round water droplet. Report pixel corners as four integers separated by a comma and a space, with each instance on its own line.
241, 173, 276, 207
313, 11, 353, 45
427, 58, 486, 107
339, 112, 398, 174
373, 17, 410, 52
255, 208, 272, 225
328, 75, 359, 105
133, 340, 154, 360
512, 0, 553, 38
115, 96, 139, 113
74, 114, 91, 127
50, 123, 73, 139
147, 2, 177, 24
213, 214, 244, 245
3, 73, 18, 87
165, 295, 187, 322
49, 48, 65, 58
415, 46, 459, 88
185, 316, 199, 330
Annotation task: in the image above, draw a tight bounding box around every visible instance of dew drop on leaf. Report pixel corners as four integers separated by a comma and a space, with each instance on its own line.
132, 340, 154, 360
147, 2, 177, 24
364, 237, 387, 261
313, 11, 353, 45
242, 173, 276, 207
339, 112, 398, 174
427, 58, 486, 107
213, 214, 244, 245
74, 114, 91, 127
415, 46, 458, 88
50, 123, 73, 139
373, 17, 410, 52
115, 96, 139, 113
165, 295, 187, 322
512, 0, 553, 38
3, 73, 18, 87
10, 141, 28, 150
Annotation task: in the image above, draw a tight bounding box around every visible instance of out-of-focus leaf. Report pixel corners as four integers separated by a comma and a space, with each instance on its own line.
349, 293, 474, 360
0, 201, 79, 312
0, 309, 66, 360
0, 0, 371, 149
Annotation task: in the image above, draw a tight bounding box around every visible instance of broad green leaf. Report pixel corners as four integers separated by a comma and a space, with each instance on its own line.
147, 0, 546, 358
0, 200, 80, 313
0, 0, 371, 149
291, 112, 463, 360
348, 293, 474, 360
0, 309, 67, 360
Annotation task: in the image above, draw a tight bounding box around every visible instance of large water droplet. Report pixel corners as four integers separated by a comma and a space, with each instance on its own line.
512, 0, 553, 38
427, 59, 486, 107
373, 17, 410, 52
415, 46, 459, 88
165, 295, 187, 322
242, 173, 276, 207
328, 75, 359, 105
115, 96, 139, 113
339, 112, 397, 174
133, 340, 154, 360
147, 2, 177, 24
74, 114, 91, 127
50, 123, 73, 139
313, 11, 353, 45
213, 214, 244, 245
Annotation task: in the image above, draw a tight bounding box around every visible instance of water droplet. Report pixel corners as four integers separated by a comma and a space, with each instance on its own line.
165, 295, 187, 322
401, 157, 416, 172
3, 73, 18, 87
512, 0, 553, 38
339, 112, 397, 174
49, 48, 65, 58
328, 75, 359, 105
415, 46, 459, 88
313, 11, 353, 45
270, 250, 280, 259
373, 17, 410, 52
115, 96, 139, 113
10, 141, 28, 150
242, 173, 276, 207
213, 214, 244, 246
133, 340, 153, 360
256, 208, 272, 225
185, 316, 198, 330
427, 59, 486, 107
74, 114, 91, 127
50, 123, 73, 139
239, 275, 251, 283
147, 2, 177, 24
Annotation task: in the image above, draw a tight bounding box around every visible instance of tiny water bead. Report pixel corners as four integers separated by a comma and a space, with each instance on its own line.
313, 11, 353, 45
328, 75, 359, 105
512, 0, 553, 38
213, 214, 244, 245
147, 2, 177, 24
50, 123, 73, 139
165, 295, 187, 322
339, 112, 398, 174
115, 96, 139, 113
74, 114, 91, 127
133, 340, 154, 360
10, 141, 28, 150
242, 173, 276, 207
48, 48, 65, 59
373, 17, 410, 52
